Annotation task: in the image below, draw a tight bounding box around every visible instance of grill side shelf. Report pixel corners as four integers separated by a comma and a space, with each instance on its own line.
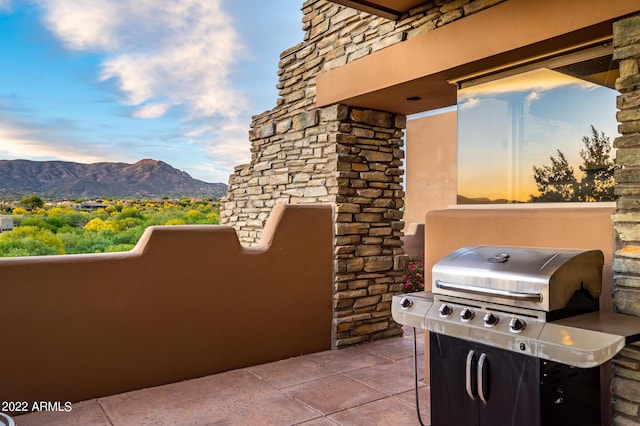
537, 323, 625, 368
538, 311, 640, 368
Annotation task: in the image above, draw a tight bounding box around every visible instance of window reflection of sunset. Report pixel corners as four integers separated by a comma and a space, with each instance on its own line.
458, 67, 618, 203
561, 330, 574, 346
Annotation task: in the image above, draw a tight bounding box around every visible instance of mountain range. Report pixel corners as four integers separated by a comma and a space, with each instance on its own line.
0, 159, 227, 200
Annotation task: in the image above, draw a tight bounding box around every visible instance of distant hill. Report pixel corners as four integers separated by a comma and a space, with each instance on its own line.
457, 195, 519, 204
0, 159, 227, 200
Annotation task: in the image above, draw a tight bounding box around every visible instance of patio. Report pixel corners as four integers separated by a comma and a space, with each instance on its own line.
13, 326, 428, 426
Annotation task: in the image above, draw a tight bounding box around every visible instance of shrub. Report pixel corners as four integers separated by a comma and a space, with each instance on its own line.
404, 255, 425, 293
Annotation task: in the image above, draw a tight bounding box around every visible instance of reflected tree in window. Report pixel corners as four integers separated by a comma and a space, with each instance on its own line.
531, 150, 577, 202
530, 125, 617, 202
578, 125, 617, 201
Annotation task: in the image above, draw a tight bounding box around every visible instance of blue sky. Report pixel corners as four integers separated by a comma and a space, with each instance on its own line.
0, 0, 303, 183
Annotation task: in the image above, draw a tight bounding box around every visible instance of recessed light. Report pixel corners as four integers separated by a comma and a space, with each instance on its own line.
406, 96, 422, 101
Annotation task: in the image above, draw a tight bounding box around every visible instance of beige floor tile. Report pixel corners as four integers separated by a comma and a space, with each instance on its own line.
360, 336, 423, 361
327, 397, 423, 426
395, 384, 430, 412
12, 400, 109, 426
99, 369, 320, 426
285, 375, 386, 415
304, 345, 389, 374
345, 357, 423, 396
247, 355, 335, 389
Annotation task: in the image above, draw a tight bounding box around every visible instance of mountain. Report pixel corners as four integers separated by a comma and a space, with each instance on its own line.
0, 159, 228, 199
457, 195, 519, 204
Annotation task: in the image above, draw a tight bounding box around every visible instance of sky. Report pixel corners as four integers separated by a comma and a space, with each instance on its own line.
0, 0, 304, 183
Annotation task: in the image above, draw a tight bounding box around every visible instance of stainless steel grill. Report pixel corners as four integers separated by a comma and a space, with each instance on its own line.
393, 245, 631, 368
392, 245, 640, 426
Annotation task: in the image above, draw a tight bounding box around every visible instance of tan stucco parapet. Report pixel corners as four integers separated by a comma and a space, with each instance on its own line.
316, 0, 640, 115
0, 204, 333, 406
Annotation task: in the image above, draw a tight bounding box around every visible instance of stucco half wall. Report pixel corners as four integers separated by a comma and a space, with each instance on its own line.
0, 203, 333, 409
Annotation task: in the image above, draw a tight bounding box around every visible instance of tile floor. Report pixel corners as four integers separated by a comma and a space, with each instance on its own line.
12, 326, 430, 426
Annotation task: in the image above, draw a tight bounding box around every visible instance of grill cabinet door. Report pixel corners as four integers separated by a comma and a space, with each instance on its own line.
430, 333, 478, 425
476, 342, 540, 425
430, 333, 541, 426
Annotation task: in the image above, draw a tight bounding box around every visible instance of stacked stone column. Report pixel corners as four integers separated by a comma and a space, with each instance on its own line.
612, 14, 640, 426
332, 106, 406, 347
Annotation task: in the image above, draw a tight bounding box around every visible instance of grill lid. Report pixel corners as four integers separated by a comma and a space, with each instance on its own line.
432, 246, 603, 312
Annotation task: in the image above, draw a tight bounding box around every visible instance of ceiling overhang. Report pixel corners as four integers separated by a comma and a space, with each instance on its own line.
316, 0, 640, 115
326, 0, 427, 20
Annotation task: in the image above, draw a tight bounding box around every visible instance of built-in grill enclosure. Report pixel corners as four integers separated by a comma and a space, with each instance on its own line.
432, 246, 603, 312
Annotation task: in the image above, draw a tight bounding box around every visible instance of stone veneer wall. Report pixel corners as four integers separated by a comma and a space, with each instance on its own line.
221, 0, 505, 347
612, 14, 640, 426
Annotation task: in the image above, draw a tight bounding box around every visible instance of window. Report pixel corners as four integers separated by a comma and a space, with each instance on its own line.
456, 44, 619, 204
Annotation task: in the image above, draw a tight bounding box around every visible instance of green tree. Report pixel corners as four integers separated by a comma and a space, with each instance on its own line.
59, 231, 113, 254
0, 226, 64, 256
117, 207, 144, 220
0, 239, 59, 257
20, 195, 44, 210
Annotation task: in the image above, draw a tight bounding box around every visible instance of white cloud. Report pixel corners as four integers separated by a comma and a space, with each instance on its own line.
37, 0, 247, 121
37, 0, 121, 50
177, 132, 250, 183
0, 122, 116, 164
208, 123, 251, 163
132, 103, 171, 119
460, 97, 480, 111
526, 91, 540, 105
208, 140, 250, 165
0, 108, 143, 165
184, 125, 214, 138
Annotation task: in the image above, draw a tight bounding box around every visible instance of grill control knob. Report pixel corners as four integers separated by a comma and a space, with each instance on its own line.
483, 312, 499, 327
439, 304, 453, 317
509, 317, 526, 333
399, 297, 413, 310
460, 308, 474, 322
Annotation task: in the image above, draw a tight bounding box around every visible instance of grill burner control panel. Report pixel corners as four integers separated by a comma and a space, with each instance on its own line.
439, 302, 526, 333
425, 298, 546, 358
392, 292, 640, 368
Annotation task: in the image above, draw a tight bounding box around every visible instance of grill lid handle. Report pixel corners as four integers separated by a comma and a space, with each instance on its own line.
435, 280, 543, 302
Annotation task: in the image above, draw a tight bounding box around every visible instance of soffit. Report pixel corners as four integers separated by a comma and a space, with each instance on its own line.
316, 0, 640, 115
326, 1, 428, 20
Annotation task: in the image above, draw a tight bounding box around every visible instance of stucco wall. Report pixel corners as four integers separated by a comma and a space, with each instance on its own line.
404, 110, 457, 226
0, 204, 332, 410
